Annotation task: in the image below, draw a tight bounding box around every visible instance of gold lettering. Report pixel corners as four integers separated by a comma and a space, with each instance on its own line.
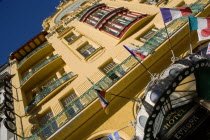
169, 119, 175, 125
164, 123, 170, 129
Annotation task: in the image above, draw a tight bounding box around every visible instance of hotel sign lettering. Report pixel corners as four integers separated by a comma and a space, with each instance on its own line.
170, 106, 208, 140
163, 109, 187, 130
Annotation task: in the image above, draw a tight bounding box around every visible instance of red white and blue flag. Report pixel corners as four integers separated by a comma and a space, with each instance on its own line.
123, 45, 148, 60
95, 89, 109, 109
160, 7, 192, 23
206, 43, 210, 55
197, 29, 210, 41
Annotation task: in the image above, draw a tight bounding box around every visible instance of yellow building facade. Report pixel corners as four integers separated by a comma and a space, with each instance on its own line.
9, 0, 210, 139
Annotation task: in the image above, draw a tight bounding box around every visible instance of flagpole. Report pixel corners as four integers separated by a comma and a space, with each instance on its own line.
188, 18, 193, 54
87, 78, 141, 103
133, 56, 154, 78
111, 94, 140, 102
164, 23, 176, 62
117, 123, 132, 132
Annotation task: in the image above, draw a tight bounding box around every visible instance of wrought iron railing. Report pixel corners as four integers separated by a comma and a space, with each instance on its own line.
27, 55, 138, 140
20, 55, 60, 86
17, 43, 49, 68
137, 0, 208, 54
25, 72, 77, 113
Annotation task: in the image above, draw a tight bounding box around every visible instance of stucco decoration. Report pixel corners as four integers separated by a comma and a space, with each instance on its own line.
55, 0, 86, 24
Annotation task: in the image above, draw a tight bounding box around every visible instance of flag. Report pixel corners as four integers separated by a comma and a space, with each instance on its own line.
197, 29, 210, 41
189, 16, 210, 31
87, 77, 110, 113
95, 89, 109, 109
207, 43, 210, 55
108, 131, 120, 140
160, 7, 192, 23
123, 45, 148, 60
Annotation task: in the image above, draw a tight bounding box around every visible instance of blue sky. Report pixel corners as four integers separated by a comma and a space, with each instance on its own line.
0, 0, 60, 66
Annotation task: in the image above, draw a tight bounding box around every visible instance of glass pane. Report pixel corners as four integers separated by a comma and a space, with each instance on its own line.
78, 44, 96, 58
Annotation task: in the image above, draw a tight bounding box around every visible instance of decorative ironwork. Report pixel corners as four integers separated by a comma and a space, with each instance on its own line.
17, 43, 49, 68
27, 55, 138, 140
20, 55, 60, 86
134, 0, 209, 54
25, 72, 77, 113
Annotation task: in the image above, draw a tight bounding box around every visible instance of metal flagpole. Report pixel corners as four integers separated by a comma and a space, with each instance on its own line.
129, 43, 154, 78
188, 18, 193, 54
111, 94, 140, 102
117, 123, 132, 132
164, 23, 176, 62
87, 78, 141, 102
133, 55, 154, 79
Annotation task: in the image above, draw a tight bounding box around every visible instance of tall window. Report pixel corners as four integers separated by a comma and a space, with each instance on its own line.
39, 110, 58, 139
56, 26, 66, 34
77, 43, 96, 58
83, 6, 112, 26
60, 92, 83, 118
65, 33, 78, 43
80, 4, 147, 38
101, 11, 146, 38
101, 60, 126, 81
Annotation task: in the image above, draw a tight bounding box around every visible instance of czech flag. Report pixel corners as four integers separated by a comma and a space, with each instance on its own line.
123, 45, 148, 60
207, 43, 210, 55
197, 29, 210, 41
108, 131, 120, 140
160, 7, 192, 23
95, 89, 109, 109
189, 16, 210, 31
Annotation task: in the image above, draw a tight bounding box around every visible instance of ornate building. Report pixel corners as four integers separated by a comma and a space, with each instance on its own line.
9, 0, 210, 139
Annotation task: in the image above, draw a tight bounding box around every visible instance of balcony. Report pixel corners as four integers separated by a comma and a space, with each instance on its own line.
17, 43, 51, 69
20, 55, 62, 86
27, 55, 138, 140
25, 72, 77, 113
137, 0, 207, 54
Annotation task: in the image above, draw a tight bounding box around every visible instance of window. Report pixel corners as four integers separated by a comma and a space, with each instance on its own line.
92, 9, 107, 18
65, 33, 78, 43
102, 26, 120, 36
138, 27, 159, 42
60, 92, 83, 118
80, 4, 147, 38
61, 93, 77, 107
100, 11, 145, 38
82, 6, 112, 27
56, 26, 66, 34
85, 18, 97, 26
139, 115, 147, 128
143, 0, 162, 5
39, 110, 58, 139
77, 43, 96, 58
100, 60, 126, 81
